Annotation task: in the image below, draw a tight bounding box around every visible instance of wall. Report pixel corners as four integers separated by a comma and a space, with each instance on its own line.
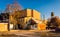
27, 9, 31, 17
0, 23, 8, 31
33, 10, 40, 20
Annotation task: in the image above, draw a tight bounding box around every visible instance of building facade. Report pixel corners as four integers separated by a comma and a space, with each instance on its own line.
9, 9, 46, 30
18, 9, 41, 29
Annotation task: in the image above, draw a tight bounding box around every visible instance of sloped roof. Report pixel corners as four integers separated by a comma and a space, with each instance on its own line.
27, 17, 42, 25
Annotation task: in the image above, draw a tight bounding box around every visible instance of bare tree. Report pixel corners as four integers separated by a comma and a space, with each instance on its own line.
46, 16, 60, 29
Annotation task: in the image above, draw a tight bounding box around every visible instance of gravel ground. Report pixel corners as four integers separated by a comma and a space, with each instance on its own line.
0, 30, 60, 37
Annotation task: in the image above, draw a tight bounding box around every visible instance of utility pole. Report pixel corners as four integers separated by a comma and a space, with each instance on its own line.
8, 12, 10, 31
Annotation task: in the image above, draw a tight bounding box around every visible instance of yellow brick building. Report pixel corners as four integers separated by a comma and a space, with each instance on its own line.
17, 9, 41, 29
9, 9, 46, 30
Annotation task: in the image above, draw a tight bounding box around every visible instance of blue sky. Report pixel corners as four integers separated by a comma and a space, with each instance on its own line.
0, 0, 60, 19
